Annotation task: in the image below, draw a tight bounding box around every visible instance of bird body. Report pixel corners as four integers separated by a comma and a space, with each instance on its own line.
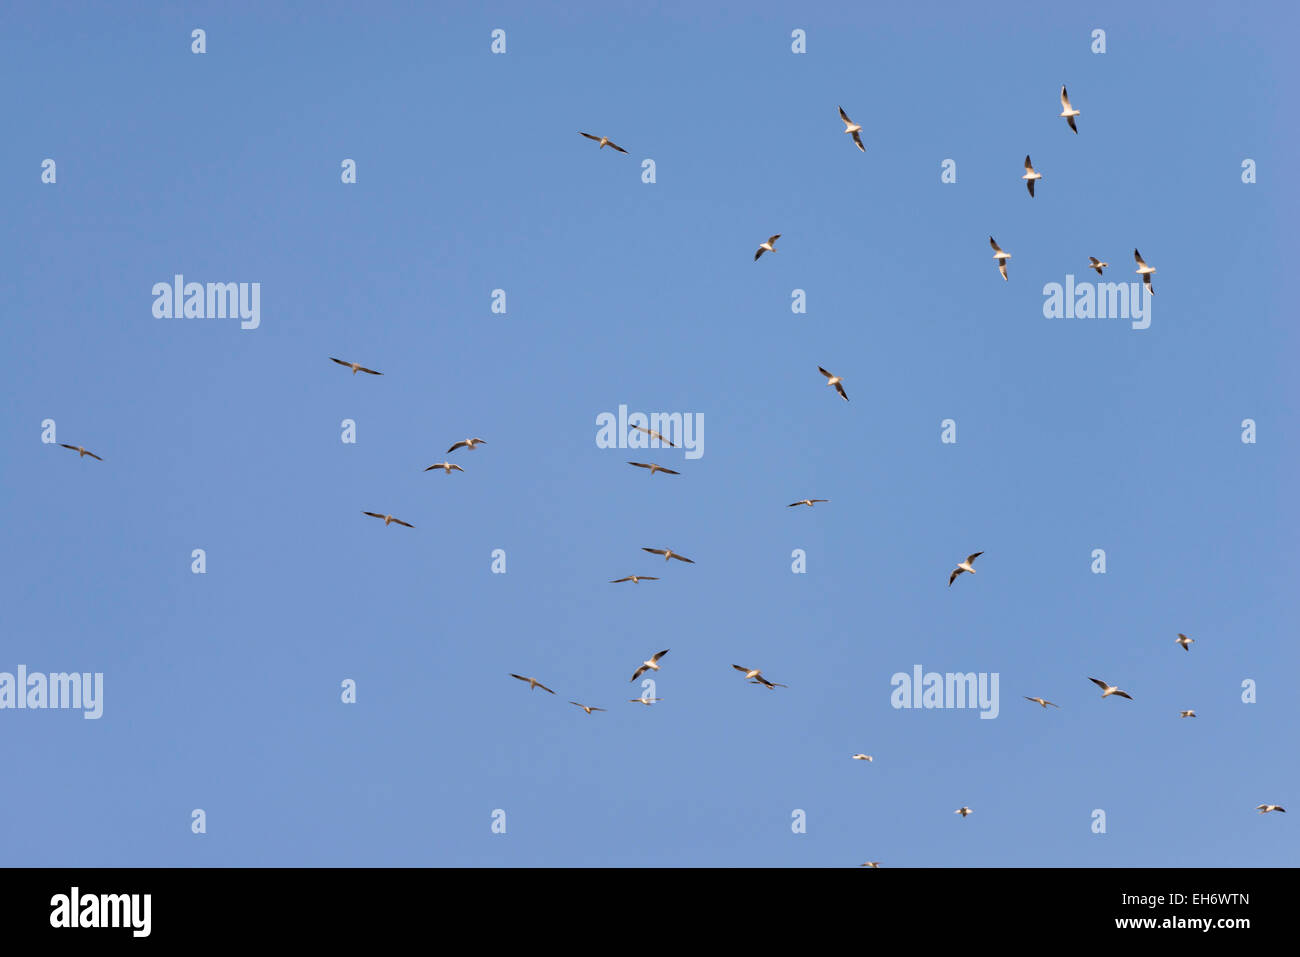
362, 511, 414, 528
838, 106, 865, 152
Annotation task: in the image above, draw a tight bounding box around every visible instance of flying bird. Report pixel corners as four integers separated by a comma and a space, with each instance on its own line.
955, 807, 974, 818
610, 575, 659, 584
818, 366, 849, 402
754, 234, 781, 261
851, 754, 874, 762
510, 674, 555, 694
362, 511, 414, 528
1257, 805, 1287, 814
630, 425, 677, 447
628, 697, 663, 705
948, 551, 984, 586
570, 702, 606, 714
733, 665, 786, 688
838, 106, 865, 152
1180, 710, 1197, 718
788, 499, 828, 508
447, 438, 486, 454
630, 650, 670, 682
1088, 677, 1133, 700
642, 547, 694, 564
1022, 155, 1042, 197
628, 462, 679, 476
860, 861, 882, 868
1134, 249, 1156, 294
1088, 257, 1108, 275
59, 444, 103, 461
329, 357, 382, 376
1176, 634, 1194, 651
424, 462, 464, 474
1024, 697, 1060, 709
990, 236, 1011, 280
1059, 86, 1080, 133
579, 132, 627, 153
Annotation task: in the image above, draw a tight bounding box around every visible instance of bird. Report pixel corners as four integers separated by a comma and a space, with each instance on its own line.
510, 674, 555, 694
362, 511, 414, 528
733, 665, 786, 688
1059, 85, 1080, 133
1134, 249, 1156, 294
1176, 634, 1194, 651
788, 499, 828, 508
628, 462, 679, 476
329, 357, 382, 375
447, 438, 486, 454
818, 366, 849, 401
1257, 804, 1287, 814
1088, 257, 1108, 276
948, 551, 984, 586
610, 575, 659, 584
642, 547, 694, 563
838, 106, 865, 152
748, 676, 787, 689
989, 236, 1011, 280
955, 807, 974, 818
1024, 697, 1060, 709
754, 234, 781, 261
1088, 677, 1133, 700
1180, 710, 1197, 718
579, 132, 627, 153
630, 425, 677, 447
1022, 155, 1042, 197
630, 650, 670, 682
59, 444, 103, 461
628, 696, 663, 705
423, 462, 464, 474
860, 861, 882, 868
570, 702, 606, 714
851, 754, 874, 762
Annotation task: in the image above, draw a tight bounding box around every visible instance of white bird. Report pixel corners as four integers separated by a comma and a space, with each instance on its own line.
59, 444, 103, 461
570, 701, 606, 714
610, 575, 659, 584
630, 649, 670, 682
1059, 86, 1080, 133
1088, 257, 1108, 276
423, 462, 464, 474
362, 511, 414, 528
733, 665, 787, 689
948, 551, 983, 587
630, 425, 677, 447
628, 696, 663, 706
851, 754, 874, 762
628, 462, 679, 476
510, 674, 555, 694
1134, 249, 1156, 294
860, 861, 882, 868
818, 366, 849, 402
1180, 710, 1197, 718
642, 547, 694, 564
578, 132, 627, 153
1022, 155, 1042, 197
1088, 677, 1133, 700
955, 807, 973, 818
788, 499, 828, 508
989, 236, 1011, 280
1176, 633, 1194, 651
447, 438, 486, 454
838, 106, 865, 152
330, 357, 382, 376
1024, 697, 1060, 709
1257, 804, 1287, 813
754, 234, 781, 261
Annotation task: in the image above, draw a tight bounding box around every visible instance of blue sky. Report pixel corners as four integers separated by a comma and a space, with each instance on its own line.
2, 1, 1295, 866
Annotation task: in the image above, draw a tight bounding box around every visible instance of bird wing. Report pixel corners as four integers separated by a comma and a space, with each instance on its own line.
628, 462, 651, 469
1088, 677, 1109, 690
610, 577, 632, 583
811, 499, 828, 503
511, 674, 530, 683
669, 553, 694, 563
579, 132, 601, 142
1089, 257, 1100, 265
948, 568, 961, 586
989, 236, 1002, 253
362, 512, 385, 519
358, 366, 382, 375
838, 106, 851, 124
1061, 86, 1071, 110
999, 261, 1009, 280
608, 142, 628, 153
1134, 249, 1146, 266
642, 547, 667, 556
630, 665, 648, 681
329, 357, 351, 367
451, 464, 464, 472
658, 467, 681, 475
1024, 155, 1033, 171
1027, 178, 1035, 197
85, 451, 104, 461
392, 518, 414, 528
1114, 690, 1133, 700
754, 247, 766, 261
652, 650, 670, 662
966, 552, 983, 564
448, 441, 468, 453
834, 382, 849, 400
851, 131, 865, 152
818, 366, 833, 379
1067, 115, 1078, 134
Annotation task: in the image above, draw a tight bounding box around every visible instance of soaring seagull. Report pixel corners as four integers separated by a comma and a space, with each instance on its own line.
59, 444, 103, 461
630, 425, 677, 447
948, 551, 984, 586
630, 650, 670, 682
610, 575, 659, 584
642, 547, 694, 563
362, 511, 414, 528
838, 106, 865, 152
1059, 85, 1080, 133
330, 357, 382, 375
447, 438, 486, 453
424, 462, 465, 474
1088, 257, 1108, 276
570, 702, 606, 714
1088, 677, 1133, 700
628, 462, 679, 476
754, 234, 781, 261
1176, 634, 1194, 651
788, 499, 829, 508
733, 665, 787, 688
990, 236, 1011, 280
955, 807, 974, 818
1180, 710, 1197, 718
579, 132, 627, 153
1024, 697, 1060, 709
1257, 804, 1287, 813
851, 754, 874, 762
818, 366, 849, 402
510, 674, 556, 694
1022, 155, 1042, 197
1134, 249, 1156, 294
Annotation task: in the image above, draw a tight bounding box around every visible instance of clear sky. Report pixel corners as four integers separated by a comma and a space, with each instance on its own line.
2, 1, 1295, 867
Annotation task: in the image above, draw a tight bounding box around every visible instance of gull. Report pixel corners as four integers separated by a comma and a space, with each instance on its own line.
989, 236, 1011, 280
59, 444, 103, 461
1176, 633, 1194, 651
1088, 677, 1133, 700
628, 462, 679, 476
628, 697, 663, 705
748, 677, 787, 689
642, 547, 694, 564
424, 462, 464, 474
818, 366, 849, 402
948, 551, 984, 587
630, 649, 669, 682
610, 575, 659, 584
570, 702, 606, 714
1180, 710, 1197, 718
509, 674, 556, 695
838, 106, 865, 152
447, 438, 486, 454
733, 665, 787, 688
851, 754, 874, 762
1134, 249, 1156, 294
362, 511, 414, 528
860, 861, 881, 868
1088, 257, 1108, 276
578, 132, 627, 153
754, 234, 781, 261
630, 424, 677, 447
788, 499, 828, 508
1257, 804, 1287, 814
955, 807, 973, 818
1022, 155, 1042, 197
329, 357, 382, 376
1024, 697, 1061, 709
1059, 85, 1080, 133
